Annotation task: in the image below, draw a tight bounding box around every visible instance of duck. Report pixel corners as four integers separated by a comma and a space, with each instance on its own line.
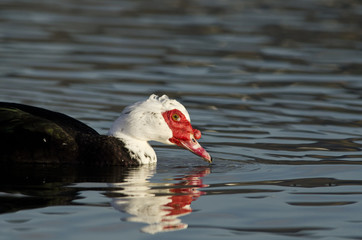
0, 94, 212, 166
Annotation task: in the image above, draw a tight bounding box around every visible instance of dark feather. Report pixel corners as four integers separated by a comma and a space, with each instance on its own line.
0, 102, 139, 166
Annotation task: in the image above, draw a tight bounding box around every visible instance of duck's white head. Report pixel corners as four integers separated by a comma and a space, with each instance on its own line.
108, 94, 211, 164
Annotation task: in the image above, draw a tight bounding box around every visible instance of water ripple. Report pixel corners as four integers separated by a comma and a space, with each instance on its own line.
1, 0, 362, 238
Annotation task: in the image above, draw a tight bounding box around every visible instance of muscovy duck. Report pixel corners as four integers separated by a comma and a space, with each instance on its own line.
0, 94, 211, 166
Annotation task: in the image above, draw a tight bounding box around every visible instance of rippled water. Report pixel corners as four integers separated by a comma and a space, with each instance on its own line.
1, 0, 362, 239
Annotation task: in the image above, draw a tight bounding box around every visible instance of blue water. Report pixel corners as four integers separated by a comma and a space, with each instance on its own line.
1, 0, 362, 239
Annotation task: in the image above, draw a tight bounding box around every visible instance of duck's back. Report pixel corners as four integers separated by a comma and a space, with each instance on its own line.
0, 102, 138, 166
0, 102, 98, 135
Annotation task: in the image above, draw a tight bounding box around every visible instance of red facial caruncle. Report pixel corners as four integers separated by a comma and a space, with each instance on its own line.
162, 109, 212, 163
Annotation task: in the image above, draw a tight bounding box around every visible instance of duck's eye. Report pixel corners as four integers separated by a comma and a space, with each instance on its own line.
172, 113, 181, 121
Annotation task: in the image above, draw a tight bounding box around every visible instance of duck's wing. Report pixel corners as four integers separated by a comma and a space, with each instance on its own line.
0, 102, 98, 135
0, 102, 96, 163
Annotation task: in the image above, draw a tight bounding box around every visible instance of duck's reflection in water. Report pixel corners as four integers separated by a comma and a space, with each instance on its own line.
110, 165, 210, 234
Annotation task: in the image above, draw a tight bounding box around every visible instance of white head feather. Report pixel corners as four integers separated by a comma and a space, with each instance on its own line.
108, 94, 191, 164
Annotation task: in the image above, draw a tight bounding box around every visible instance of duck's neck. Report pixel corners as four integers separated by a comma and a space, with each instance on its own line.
108, 132, 157, 165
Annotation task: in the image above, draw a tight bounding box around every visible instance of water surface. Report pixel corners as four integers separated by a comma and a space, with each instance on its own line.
1, 0, 362, 239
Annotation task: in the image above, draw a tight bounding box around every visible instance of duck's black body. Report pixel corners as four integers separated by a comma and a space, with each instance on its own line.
0, 102, 139, 166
